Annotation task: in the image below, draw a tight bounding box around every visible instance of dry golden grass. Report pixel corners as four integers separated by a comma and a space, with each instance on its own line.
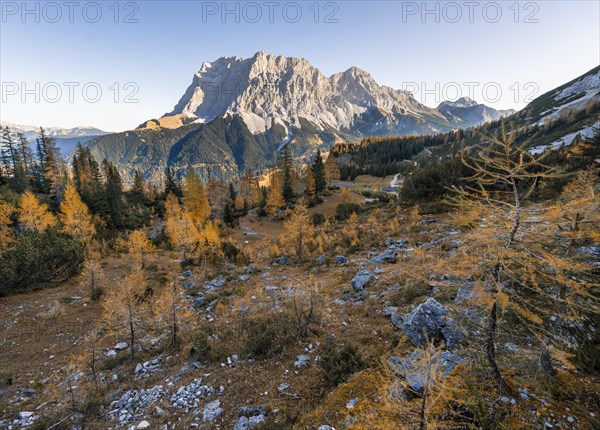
138, 114, 188, 129
1, 198, 599, 429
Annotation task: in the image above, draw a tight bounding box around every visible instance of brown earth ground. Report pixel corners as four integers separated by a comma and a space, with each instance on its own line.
1, 187, 599, 429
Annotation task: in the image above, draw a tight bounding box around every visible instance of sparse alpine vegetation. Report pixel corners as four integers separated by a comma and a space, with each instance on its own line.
0, 64, 599, 430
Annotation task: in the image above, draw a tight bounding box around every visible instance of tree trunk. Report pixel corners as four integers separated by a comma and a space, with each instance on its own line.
90, 340, 99, 391
419, 392, 427, 430
419, 348, 434, 430
91, 270, 96, 300
539, 342, 557, 376
508, 176, 521, 247
483, 175, 520, 391
127, 301, 135, 361
66, 376, 77, 411
171, 304, 178, 348
486, 300, 508, 391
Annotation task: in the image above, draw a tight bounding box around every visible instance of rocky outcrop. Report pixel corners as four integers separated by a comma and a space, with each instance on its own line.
234, 406, 267, 429
399, 298, 464, 349
351, 270, 372, 292
202, 399, 223, 422
388, 348, 462, 393
367, 240, 408, 265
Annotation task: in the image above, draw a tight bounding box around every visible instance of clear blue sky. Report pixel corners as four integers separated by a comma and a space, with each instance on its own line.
1, 0, 598, 131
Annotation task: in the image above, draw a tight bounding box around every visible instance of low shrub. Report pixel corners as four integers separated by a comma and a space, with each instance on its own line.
0, 371, 13, 389
245, 316, 284, 358
256, 207, 267, 217
91, 286, 105, 301
311, 213, 325, 226
0, 230, 85, 295
321, 343, 366, 386
257, 408, 298, 430
221, 240, 247, 264
192, 330, 211, 360
81, 393, 105, 419
191, 326, 237, 363
244, 312, 298, 359
335, 202, 361, 221
394, 280, 431, 305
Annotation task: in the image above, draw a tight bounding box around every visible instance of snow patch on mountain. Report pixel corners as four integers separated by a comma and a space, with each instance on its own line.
530, 121, 599, 155
538, 68, 600, 125
556, 72, 600, 101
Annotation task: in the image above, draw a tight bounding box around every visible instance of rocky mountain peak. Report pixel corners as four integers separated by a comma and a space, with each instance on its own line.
167, 51, 443, 134
437, 96, 479, 110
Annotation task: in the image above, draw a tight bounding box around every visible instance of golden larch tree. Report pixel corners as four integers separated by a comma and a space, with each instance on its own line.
127, 229, 154, 269
199, 219, 221, 248
266, 170, 285, 214
80, 257, 105, 301
324, 153, 341, 186
60, 183, 96, 241
281, 203, 314, 262
344, 211, 361, 249
340, 187, 353, 204
182, 168, 210, 225
449, 125, 561, 390
165, 192, 199, 259
102, 267, 149, 360
0, 201, 14, 252
18, 191, 57, 233
154, 278, 194, 350
199, 219, 222, 266
234, 193, 245, 211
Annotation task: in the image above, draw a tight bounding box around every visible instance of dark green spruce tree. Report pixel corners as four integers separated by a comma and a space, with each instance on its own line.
164, 167, 182, 198
72, 144, 105, 212
0, 126, 28, 192
311, 150, 327, 197
17, 132, 32, 176
281, 145, 295, 204
102, 159, 126, 228
129, 169, 148, 205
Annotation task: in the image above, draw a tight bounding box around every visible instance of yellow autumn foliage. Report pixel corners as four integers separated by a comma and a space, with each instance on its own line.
60, 183, 96, 241
0, 201, 14, 251
18, 191, 56, 233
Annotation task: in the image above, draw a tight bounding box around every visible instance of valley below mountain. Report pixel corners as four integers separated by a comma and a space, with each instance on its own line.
0, 121, 110, 157
83, 52, 517, 184
1, 56, 599, 430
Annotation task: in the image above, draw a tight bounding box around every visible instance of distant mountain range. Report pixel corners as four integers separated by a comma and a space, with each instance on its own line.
8, 54, 596, 185
336, 65, 600, 177
166, 51, 516, 135
437, 97, 515, 128
0, 121, 110, 156
80, 51, 516, 183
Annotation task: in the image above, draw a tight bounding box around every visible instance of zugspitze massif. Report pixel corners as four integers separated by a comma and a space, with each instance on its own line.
85, 51, 513, 182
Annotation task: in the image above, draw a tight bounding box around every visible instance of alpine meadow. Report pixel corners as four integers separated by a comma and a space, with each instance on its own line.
0, 1, 599, 429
